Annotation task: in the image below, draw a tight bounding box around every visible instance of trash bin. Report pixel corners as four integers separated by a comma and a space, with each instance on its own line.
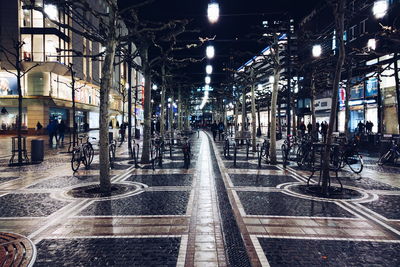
135, 128, 140, 139
31, 139, 44, 162
109, 132, 113, 143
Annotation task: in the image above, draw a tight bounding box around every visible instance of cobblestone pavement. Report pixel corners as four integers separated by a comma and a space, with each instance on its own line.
0, 131, 400, 266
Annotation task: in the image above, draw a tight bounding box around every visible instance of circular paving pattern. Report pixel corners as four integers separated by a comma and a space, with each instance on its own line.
280, 182, 376, 203
63, 182, 145, 200
0, 232, 36, 267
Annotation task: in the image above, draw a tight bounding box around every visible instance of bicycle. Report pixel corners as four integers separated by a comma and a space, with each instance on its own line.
296, 136, 315, 170
71, 135, 96, 171
331, 138, 363, 174
258, 137, 270, 166
281, 135, 299, 167
109, 139, 117, 168
378, 140, 400, 166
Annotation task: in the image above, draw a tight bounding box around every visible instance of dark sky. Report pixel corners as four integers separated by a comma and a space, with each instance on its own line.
120, 0, 322, 88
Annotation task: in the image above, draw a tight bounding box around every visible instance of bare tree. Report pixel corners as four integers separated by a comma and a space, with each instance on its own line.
0, 40, 39, 165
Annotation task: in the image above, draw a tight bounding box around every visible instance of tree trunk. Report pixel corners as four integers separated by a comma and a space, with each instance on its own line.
178, 87, 182, 131
16, 61, 22, 164
241, 87, 246, 131
99, 39, 117, 192
269, 66, 281, 164
311, 73, 317, 131
251, 70, 257, 151
321, 0, 346, 194
160, 65, 166, 136
234, 102, 239, 132
141, 46, 152, 163
344, 63, 353, 138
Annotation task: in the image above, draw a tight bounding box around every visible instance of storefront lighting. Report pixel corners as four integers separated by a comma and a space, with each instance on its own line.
44, 4, 59, 21
207, 2, 220, 24
312, 45, 322, 58
205, 76, 211, 84
373, 0, 388, 19
206, 65, 213, 75
206, 45, 215, 59
367, 39, 377, 51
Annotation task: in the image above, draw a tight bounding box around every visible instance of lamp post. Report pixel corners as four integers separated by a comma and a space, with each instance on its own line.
207, 1, 220, 24
206, 45, 215, 59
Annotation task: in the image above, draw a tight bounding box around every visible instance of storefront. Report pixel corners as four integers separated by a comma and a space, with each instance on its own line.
49, 107, 68, 124
0, 107, 28, 132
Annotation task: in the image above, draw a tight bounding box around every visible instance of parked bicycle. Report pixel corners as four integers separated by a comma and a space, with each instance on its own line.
109, 139, 117, 168
296, 135, 315, 170
71, 135, 96, 171
378, 140, 400, 166
281, 135, 299, 167
258, 137, 270, 166
331, 138, 363, 174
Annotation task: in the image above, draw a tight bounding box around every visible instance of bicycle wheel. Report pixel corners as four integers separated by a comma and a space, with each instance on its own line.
296, 146, 303, 167
378, 151, 392, 166
347, 153, 363, 174
281, 144, 288, 166
83, 144, 94, 168
71, 149, 81, 172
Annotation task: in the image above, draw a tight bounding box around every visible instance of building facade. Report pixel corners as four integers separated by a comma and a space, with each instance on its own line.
0, 0, 143, 134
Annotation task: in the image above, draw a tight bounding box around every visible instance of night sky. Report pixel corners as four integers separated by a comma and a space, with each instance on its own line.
120, 0, 323, 88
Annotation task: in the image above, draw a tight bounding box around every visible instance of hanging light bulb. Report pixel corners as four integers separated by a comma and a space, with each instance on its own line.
207, 2, 220, 24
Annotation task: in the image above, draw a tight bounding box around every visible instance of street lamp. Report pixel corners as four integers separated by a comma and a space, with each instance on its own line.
206, 45, 215, 59
205, 76, 211, 84
152, 84, 158, 90
373, 0, 388, 19
207, 1, 220, 24
312, 44, 322, 58
206, 65, 213, 74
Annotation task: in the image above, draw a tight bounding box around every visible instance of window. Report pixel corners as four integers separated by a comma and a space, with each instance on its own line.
83, 38, 87, 78
32, 35, 44, 61
360, 19, 367, 35
88, 40, 92, 79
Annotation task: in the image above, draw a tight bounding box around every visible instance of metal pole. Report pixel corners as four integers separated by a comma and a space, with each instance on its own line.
394, 54, 400, 134
127, 43, 132, 156
286, 22, 292, 136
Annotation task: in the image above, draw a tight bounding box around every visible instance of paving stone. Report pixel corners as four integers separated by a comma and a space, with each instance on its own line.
237, 191, 356, 217
361, 194, 400, 219
34, 238, 181, 266
0, 193, 69, 217
0, 176, 20, 185
78, 191, 190, 216
28, 175, 100, 189
125, 174, 193, 186
229, 174, 298, 187
258, 238, 400, 266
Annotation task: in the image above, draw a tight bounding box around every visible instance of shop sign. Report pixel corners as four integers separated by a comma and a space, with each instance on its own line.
366, 77, 378, 97
350, 81, 364, 100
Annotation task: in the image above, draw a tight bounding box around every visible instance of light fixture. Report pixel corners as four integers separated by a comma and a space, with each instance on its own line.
373, 0, 388, 19
125, 83, 130, 89
207, 2, 220, 24
367, 39, 377, 51
168, 97, 172, 102
205, 76, 211, 84
152, 84, 158, 90
206, 45, 215, 59
44, 4, 59, 21
205, 85, 210, 91
269, 76, 275, 83
312, 44, 322, 58
206, 65, 213, 75
258, 84, 263, 90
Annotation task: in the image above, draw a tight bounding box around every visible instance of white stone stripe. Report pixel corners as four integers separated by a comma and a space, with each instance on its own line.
244, 215, 363, 220
250, 235, 270, 267
70, 215, 190, 218
44, 235, 183, 239
253, 234, 400, 243
176, 235, 188, 267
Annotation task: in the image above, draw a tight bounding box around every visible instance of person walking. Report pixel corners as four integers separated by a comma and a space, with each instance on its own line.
36, 121, 43, 135
57, 120, 66, 144
211, 121, 217, 141
47, 120, 57, 145
321, 121, 328, 142
307, 122, 312, 134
